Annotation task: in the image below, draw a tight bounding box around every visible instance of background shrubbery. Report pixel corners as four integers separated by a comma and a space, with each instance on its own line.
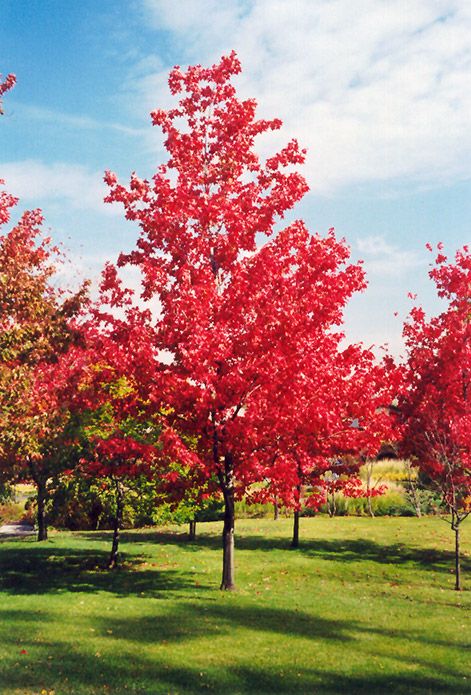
3, 459, 444, 530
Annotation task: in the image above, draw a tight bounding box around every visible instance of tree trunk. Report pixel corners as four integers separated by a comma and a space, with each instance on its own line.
366, 462, 375, 518
367, 494, 375, 518
108, 482, 124, 570
220, 453, 235, 590
291, 510, 300, 548
328, 492, 336, 518
411, 485, 422, 518
273, 497, 279, 520
406, 464, 422, 517
291, 482, 301, 547
188, 519, 197, 541
36, 479, 48, 541
454, 522, 461, 591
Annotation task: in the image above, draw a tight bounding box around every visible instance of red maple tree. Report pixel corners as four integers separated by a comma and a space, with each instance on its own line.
248, 343, 395, 544
104, 52, 383, 589
399, 244, 470, 590
0, 192, 89, 540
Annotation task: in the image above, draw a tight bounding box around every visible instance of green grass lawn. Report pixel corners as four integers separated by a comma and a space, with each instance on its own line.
0, 517, 469, 695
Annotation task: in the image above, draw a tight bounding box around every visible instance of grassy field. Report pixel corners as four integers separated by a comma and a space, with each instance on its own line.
0, 517, 469, 695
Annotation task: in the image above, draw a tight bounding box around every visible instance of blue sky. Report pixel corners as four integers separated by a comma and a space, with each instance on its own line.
1, 0, 470, 355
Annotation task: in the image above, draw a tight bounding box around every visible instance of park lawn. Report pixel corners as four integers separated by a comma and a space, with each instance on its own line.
0, 517, 469, 695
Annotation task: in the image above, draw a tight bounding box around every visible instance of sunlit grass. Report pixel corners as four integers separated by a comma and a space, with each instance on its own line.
0, 516, 469, 694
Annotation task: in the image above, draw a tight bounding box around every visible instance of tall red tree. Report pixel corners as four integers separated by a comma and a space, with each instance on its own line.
104, 53, 375, 589
399, 244, 470, 590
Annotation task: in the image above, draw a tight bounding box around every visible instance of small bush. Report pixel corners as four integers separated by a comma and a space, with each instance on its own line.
48, 477, 161, 530
318, 493, 350, 517
0, 501, 26, 524
371, 491, 414, 516
235, 500, 274, 519
346, 491, 411, 516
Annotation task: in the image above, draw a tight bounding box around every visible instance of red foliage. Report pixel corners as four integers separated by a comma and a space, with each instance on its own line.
104, 53, 394, 586
0, 171, 91, 539
84, 434, 156, 480
398, 245, 470, 587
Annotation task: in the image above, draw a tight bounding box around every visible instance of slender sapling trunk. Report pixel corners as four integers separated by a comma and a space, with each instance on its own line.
452, 511, 462, 591
108, 480, 124, 570
291, 482, 302, 547
36, 479, 48, 542
366, 461, 375, 518
455, 524, 461, 591
273, 496, 279, 520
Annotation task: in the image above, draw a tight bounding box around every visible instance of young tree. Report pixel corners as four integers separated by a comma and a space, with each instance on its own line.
80, 433, 156, 568
104, 53, 373, 589
158, 460, 222, 540
1, 348, 90, 540
0, 203, 89, 539
76, 305, 163, 567
399, 245, 470, 590
251, 345, 395, 544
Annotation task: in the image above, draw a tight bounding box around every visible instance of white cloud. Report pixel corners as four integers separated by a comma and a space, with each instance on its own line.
0, 160, 118, 215
137, 0, 471, 194
356, 234, 424, 276
16, 103, 146, 138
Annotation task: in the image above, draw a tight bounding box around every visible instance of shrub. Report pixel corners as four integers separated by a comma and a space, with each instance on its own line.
48, 476, 161, 530
235, 500, 274, 519
346, 490, 413, 517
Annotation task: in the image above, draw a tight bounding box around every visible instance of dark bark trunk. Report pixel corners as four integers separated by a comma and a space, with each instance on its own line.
328, 492, 335, 518
273, 497, 279, 520
220, 453, 235, 590
108, 481, 124, 570
291, 482, 301, 547
36, 480, 48, 541
188, 519, 197, 541
454, 523, 461, 591
291, 510, 300, 548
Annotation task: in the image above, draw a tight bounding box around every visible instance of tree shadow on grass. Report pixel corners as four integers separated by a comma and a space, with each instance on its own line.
91, 526, 470, 577
187, 531, 470, 576
77, 528, 220, 547
95, 601, 354, 646
220, 664, 468, 695
0, 603, 467, 694
95, 599, 470, 653
296, 537, 471, 574
0, 543, 201, 597
1, 657, 465, 695
77, 526, 471, 581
